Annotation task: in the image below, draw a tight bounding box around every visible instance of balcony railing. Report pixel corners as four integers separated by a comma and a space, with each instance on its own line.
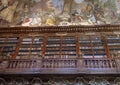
0, 58, 119, 74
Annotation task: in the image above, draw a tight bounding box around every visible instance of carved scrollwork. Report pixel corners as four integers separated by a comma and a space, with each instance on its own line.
31, 77, 43, 85
114, 77, 120, 85
89, 77, 110, 85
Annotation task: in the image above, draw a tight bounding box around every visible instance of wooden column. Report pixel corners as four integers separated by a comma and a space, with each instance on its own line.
12, 37, 23, 59
76, 33, 80, 58
101, 35, 111, 58
60, 36, 63, 58
41, 36, 47, 58
0, 37, 8, 55
89, 36, 94, 58
28, 37, 35, 58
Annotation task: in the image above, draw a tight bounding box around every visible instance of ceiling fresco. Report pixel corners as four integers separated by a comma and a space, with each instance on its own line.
0, 0, 120, 27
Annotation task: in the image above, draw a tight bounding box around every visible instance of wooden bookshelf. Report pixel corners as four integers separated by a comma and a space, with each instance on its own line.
106, 34, 120, 58
0, 37, 18, 59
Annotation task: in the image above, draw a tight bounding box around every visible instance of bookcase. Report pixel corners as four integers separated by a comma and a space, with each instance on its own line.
45, 36, 61, 58
79, 35, 107, 58
79, 36, 93, 58
45, 36, 76, 58
0, 37, 18, 59
106, 34, 120, 57
17, 37, 43, 59
91, 36, 106, 58
61, 36, 76, 58
30, 37, 43, 58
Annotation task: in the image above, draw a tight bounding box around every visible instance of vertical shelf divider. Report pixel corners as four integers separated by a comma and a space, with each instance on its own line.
101, 35, 111, 58
12, 37, 23, 59
89, 36, 94, 58
76, 33, 80, 58
41, 36, 47, 58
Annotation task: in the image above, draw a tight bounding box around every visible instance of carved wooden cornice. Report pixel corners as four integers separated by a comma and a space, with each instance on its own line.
0, 25, 120, 34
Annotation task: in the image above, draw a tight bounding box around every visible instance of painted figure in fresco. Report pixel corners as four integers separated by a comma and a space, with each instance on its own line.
22, 12, 42, 26
45, 14, 55, 26
1, 0, 8, 7
62, 0, 74, 14
71, 10, 83, 25
86, 3, 93, 15
0, 0, 8, 14
0, 1, 18, 23
24, 4, 29, 17
87, 12, 96, 24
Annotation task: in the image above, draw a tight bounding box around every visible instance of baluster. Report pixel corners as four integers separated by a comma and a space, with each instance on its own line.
112, 60, 116, 68
59, 60, 62, 68
63, 60, 65, 68
25, 61, 28, 68
89, 60, 92, 68
55, 60, 57, 68
96, 60, 98, 68
72, 60, 75, 68
43, 60, 46, 68
70, 60, 72, 68
94, 60, 96, 68
46, 60, 48, 68
12, 61, 16, 68
27, 61, 30, 68
89, 60, 91, 68
108, 60, 111, 68
16, 61, 19, 68
50, 60, 52, 68
8, 61, 12, 68
16, 61, 18, 68
30, 61, 33, 68
19, 61, 22, 68
93, 60, 96, 68
106, 60, 109, 68
85, 60, 87, 68
62, 60, 64, 68
98, 60, 100, 68
22, 61, 25, 68
58, 60, 60, 68
75, 60, 77, 68
46, 60, 49, 68
26, 61, 29, 68
95, 60, 97, 68
56, 60, 58, 68
61, 60, 63, 68
68, 60, 71, 68
48, 60, 50, 68
51, 60, 53, 68
47, 60, 49, 68
101, 60, 104, 68
20, 61, 23, 68
66, 60, 69, 68
104, 60, 107, 68
53, 60, 55, 68
10, 61, 14, 68
88, 60, 90, 68
33, 60, 36, 68
33, 61, 36, 68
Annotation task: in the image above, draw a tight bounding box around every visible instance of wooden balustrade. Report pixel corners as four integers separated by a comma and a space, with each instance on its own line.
42, 58, 77, 68
0, 58, 118, 69
84, 58, 117, 68
7, 59, 37, 69
0, 58, 119, 74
